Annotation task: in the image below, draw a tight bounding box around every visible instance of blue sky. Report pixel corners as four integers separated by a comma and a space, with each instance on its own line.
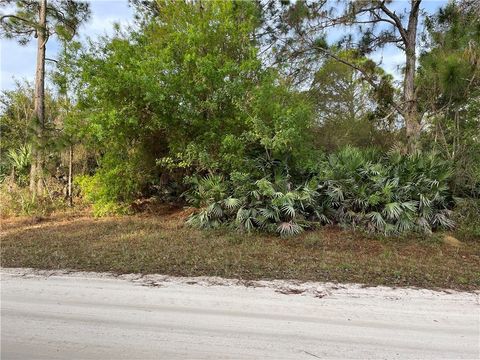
1, 0, 447, 91
1, 0, 133, 91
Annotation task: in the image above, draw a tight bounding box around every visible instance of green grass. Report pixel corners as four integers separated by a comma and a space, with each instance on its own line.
1, 212, 479, 290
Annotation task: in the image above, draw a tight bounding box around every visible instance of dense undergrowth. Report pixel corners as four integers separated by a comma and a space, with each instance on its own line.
1, 146, 478, 241
185, 147, 459, 236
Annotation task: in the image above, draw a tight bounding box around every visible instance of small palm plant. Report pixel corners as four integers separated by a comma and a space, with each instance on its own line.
185, 174, 232, 228
8, 144, 32, 170
7, 144, 32, 186
186, 173, 324, 236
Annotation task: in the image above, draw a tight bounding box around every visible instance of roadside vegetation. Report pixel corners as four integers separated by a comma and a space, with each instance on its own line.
0, 1, 479, 288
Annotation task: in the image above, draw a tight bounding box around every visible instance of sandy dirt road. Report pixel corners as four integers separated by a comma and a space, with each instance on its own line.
1, 268, 479, 359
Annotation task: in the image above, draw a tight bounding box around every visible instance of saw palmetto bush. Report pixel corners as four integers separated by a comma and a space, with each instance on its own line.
234, 176, 327, 236
186, 147, 456, 236
185, 174, 232, 229
6, 144, 32, 186
317, 147, 455, 234
186, 172, 327, 236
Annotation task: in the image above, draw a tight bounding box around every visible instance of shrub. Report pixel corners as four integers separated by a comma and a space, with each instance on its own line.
5, 144, 31, 186
317, 147, 455, 234
73, 145, 156, 217
185, 173, 326, 236
75, 175, 131, 217
186, 147, 456, 236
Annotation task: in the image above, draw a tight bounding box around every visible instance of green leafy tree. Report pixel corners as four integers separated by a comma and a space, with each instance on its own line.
242, 73, 316, 175
75, 0, 315, 212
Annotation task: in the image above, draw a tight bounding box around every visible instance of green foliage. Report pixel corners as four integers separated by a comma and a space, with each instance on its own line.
78, 0, 261, 165
187, 148, 455, 236
6, 144, 31, 186
244, 75, 317, 170
75, 174, 131, 217
74, 149, 147, 216
0, 82, 33, 180
420, 2, 480, 105
309, 55, 397, 151
318, 147, 455, 234
186, 173, 323, 236
0, 0, 91, 45
453, 199, 480, 242
74, 0, 315, 206
418, 2, 480, 197
8, 144, 31, 170
0, 81, 66, 183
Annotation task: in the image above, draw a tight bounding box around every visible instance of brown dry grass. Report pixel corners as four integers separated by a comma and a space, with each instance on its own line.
1, 208, 479, 291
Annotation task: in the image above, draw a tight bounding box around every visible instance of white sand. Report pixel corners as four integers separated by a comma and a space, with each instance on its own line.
1, 268, 479, 359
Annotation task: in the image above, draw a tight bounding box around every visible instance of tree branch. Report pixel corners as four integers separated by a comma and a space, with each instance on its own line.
378, 1, 408, 43
0, 14, 34, 27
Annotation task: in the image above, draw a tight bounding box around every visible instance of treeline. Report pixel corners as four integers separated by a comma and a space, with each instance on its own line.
1, 0, 479, 237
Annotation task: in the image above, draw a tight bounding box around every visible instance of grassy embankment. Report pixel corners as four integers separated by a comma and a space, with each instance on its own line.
1, 206, 479, 291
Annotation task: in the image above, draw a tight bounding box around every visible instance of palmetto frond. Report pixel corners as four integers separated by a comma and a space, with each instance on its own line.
8, 144, 31, 169
259, 207, 280, 222
223, 197, 241, 210
432, 210, 455, 229
366, 211, 386, 230
383, 202, 403, 220
277, 221, 303, 237
281, 204, 296, 219
206, 202, 223, 218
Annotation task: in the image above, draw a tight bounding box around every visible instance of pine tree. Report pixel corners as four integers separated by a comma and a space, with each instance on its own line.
1, 0, 90, 196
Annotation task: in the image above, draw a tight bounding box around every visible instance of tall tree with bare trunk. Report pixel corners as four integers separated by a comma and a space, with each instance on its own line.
0, 0, 90, 196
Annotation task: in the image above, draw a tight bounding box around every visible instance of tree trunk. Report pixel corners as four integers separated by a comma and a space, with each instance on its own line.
68, 145, 73, 207
29, 0, 47, 196
403, 0, 421, 152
